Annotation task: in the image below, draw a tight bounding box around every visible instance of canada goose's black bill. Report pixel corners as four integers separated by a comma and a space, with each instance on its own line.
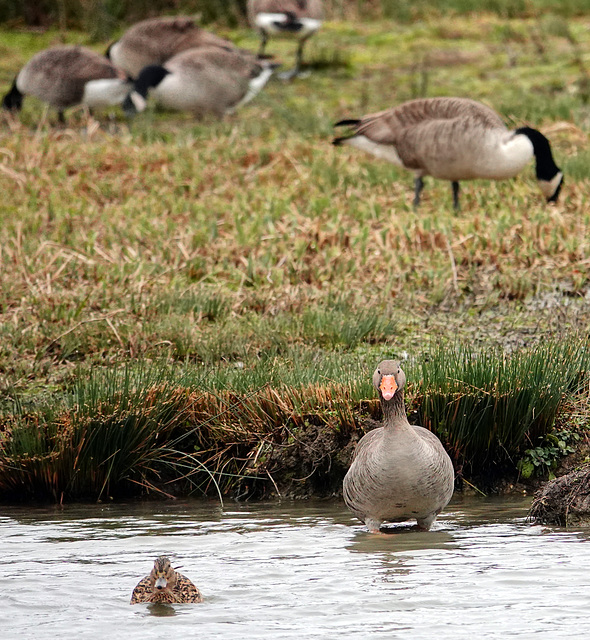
2, 79, 22, 112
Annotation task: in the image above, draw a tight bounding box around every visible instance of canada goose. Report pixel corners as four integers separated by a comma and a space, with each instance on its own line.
333, 97, 563, 210
247, 0, 323, 79
343, 361, 454, 533
2, 46, 132, 124
106, 16, 243, 79
130, 556, 202, 604
123, 46, 276, 118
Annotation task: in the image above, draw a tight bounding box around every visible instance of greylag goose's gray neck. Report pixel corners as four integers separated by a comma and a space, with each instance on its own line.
381, 384, 408, 426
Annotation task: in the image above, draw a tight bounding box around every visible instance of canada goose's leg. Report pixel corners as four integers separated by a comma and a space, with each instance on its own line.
257, 32, 268, 58
57, 110, 66, 126
280, 37, 310, 81
413, 176, 424, 208
452, 181, 460, 211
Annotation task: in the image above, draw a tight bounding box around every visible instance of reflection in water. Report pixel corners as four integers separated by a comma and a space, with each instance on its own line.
1, 496, 589, 639
146, 603, 176, 617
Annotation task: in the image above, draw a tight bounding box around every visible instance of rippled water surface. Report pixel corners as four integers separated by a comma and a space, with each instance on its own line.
2, 495, 589, 639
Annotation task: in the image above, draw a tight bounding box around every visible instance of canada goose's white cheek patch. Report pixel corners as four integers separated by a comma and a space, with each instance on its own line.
130, 92, 147, 112
538, 171, 563, 201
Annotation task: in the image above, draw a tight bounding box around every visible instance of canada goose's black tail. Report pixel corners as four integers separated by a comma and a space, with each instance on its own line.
334, 119, 361, 127
275, 12, 304, 32
2, 78, 22, 112
332, 119, 361, 145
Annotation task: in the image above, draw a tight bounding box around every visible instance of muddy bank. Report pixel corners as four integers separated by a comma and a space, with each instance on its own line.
530, 464, 590, 526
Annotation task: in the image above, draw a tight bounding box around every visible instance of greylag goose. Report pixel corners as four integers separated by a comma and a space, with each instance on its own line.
247, 0, 323, 79
343, 360, 454, 533
333, 97, 563, 209
123, 46, 276, 118
130, 556, 202, 604
106, 16, 242, 79
2, 46, 132, 124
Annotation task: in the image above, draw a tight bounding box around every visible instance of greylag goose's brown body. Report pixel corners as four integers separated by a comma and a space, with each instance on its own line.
343, 360, 454, 533
130, 556, 202, 604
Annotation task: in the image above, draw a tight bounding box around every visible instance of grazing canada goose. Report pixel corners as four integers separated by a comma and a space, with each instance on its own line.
247, 0, 323, 79
130, 556, 202, 604
106, 16, 243, 78
343, 361, 454, 533
124, 46, 276, 118
2, 46, 132, 124
333, 97, 563, 210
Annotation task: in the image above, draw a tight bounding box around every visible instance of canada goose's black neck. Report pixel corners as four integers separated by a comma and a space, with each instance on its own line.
382, 389, 408, 426
2, 78, 22, 112
515, 127, 561, 181
135, 65, 170, 98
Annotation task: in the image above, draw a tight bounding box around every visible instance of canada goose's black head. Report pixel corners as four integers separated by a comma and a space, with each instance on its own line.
373, 360, 405, 402
149, 556, 177, 594
2, 79, 23, 112
516, 127, 563, 203
123, 65, 170, 116
135, 65, 171, 96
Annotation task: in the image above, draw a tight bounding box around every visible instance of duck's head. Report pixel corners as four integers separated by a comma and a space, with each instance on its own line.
149, 556, 178, 594
373, 360, 405, 401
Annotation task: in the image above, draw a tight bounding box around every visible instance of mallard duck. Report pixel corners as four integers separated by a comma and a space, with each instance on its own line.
343, 360, 454, 533
130, 556, 202, 604
333, 97, 563, 209
2, 46, 132, 124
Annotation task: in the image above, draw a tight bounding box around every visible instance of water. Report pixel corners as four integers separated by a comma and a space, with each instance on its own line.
1, 496, 589, 639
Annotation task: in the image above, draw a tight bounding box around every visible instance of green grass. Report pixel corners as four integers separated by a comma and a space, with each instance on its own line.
1, 8, 590, 501
2, 340, 588, 500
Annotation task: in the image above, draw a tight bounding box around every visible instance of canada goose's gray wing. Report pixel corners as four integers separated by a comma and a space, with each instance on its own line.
338, 97, 505, 141
112, 17, 238, 74
335, 97, 508, 172
163, 49, 256, 115
248, 0, 324, 20
181, 47, 261, 74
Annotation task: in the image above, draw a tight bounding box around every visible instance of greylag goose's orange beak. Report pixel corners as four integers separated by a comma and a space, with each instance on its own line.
379, 375, 398, 401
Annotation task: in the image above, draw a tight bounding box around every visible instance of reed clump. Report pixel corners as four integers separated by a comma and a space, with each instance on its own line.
1, 341, 588, 502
